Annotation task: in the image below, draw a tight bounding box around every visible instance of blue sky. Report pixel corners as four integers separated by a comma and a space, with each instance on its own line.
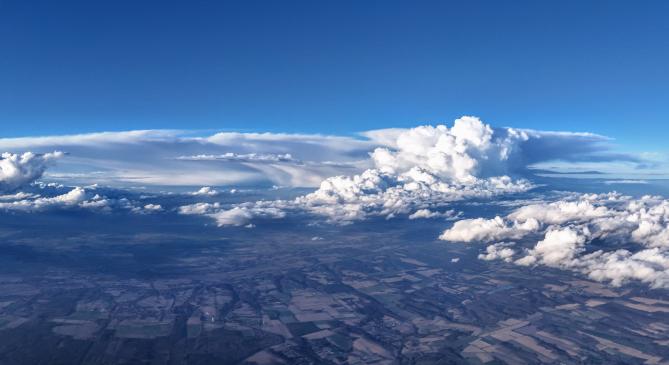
1, 0, 668, 151
4, 1, 669, 296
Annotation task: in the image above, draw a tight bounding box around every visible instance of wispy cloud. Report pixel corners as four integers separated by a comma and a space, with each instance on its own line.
0, 117, 653, 189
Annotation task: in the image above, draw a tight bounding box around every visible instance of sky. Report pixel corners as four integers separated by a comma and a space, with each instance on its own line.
1, 0, 669, 152
2, 1, 669, 292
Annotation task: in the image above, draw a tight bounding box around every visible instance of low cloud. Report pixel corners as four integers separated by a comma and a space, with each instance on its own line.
0, 151, 63, 192
478, 242, 516, 262
173, 116, 658, 227
439, 216, 539, 242
441, 193, 669, 288
0, 117, 661, 236
0, 186, 86, 210
408, 209, 461, 220
0, 184, 163, 214
190, 187, 221, 196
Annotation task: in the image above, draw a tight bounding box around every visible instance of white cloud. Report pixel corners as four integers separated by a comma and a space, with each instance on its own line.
288, 116, 538, 223
368, 117, 528, 183
408, 209, 460, 220
0, 115, 651, 189
508, 200, 610, 225
186, 117, 638, 226
0, 151, 64, 192
517, 227, 588, 266
177, 152, 298, 163
579, 248, 669, 288
3, 117, 661, 250
208, 205, 286, 227
0, 187, 85, 211
443, 192, 669, 288
171, 116, 660, 227
0, 184, 163, 214
197, 118, 538, 226
478, 242, 516, 262
178, 202, 221, 215
0, 192, 38, 201
142, 204, 162, 212
190, 186, 220, 196
440, 217, 539, 242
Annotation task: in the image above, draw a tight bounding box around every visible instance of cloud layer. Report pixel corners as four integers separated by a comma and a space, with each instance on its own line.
0, 116, 666, 290
440, 192, 669, 288
0, 116, 651, 189
0, 130, 373, 188
180, 117, 537, 225
172, 116, 661, 227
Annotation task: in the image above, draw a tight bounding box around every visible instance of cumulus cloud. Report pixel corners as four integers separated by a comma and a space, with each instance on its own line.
478, 242, 516, 262
368, 117, 528, 182
442, 192, 669, 288
0, 115, 652, 189
516, 227, 588, 266
0, 184, 163, 214
183, 117, 538, 225
2, 117, 657, 230
178, 202, 222, 215
0, 151, 63, 192
408, 209, 461, 220
209, 205, 286, 227
0, 192, 38, 201
580, 248, 669, 287
190, 187, 220, 196
287, 117, 540, 222
0, 187, 85, 211
182, 115, 652, 227
439, 217, 539, 242
140, 204, 163, 212
364, 123, 652, 177
507, 199, 610, 225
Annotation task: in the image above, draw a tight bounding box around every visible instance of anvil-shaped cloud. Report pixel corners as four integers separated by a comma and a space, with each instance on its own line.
0, 116, 648, 189
171, 116, 651, 226
0, 116, 665, 290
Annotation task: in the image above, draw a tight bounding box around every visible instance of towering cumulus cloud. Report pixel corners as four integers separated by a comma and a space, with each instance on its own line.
440, 193, 669, 288
368, 116, 527, 182
0, 116, 645, 188
180, 117, 535, 225
0, 151, 63, 192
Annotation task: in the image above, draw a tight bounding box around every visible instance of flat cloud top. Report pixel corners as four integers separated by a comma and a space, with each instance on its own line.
0, 116, 667, 289
0, 115, 653, 188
